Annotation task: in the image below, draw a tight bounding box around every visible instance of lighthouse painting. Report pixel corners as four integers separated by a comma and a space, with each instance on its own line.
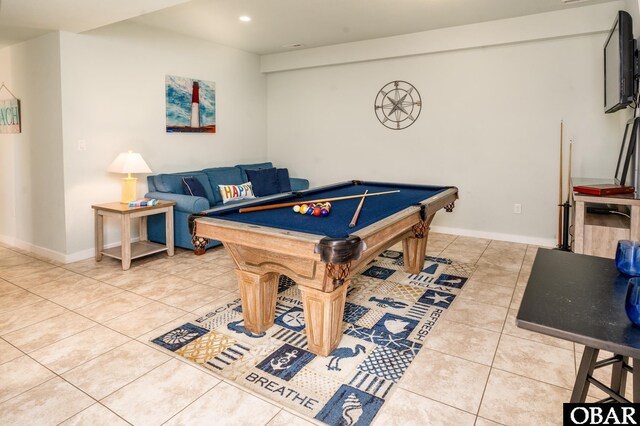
165, 75, 216, 133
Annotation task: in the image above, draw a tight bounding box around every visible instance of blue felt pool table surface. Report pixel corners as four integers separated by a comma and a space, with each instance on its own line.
205, 181, 450, 239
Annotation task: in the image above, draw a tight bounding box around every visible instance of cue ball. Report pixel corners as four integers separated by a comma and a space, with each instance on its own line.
293, 205, 300, 213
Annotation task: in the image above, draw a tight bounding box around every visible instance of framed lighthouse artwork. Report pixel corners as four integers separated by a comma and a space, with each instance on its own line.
165, 75, 216, 133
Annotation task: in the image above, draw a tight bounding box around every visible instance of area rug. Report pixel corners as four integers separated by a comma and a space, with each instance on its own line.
151, 250, 475, 425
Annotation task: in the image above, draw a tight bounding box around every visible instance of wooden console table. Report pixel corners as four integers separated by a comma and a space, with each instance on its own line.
572, 178, 640, 258
92, 201, 175, 270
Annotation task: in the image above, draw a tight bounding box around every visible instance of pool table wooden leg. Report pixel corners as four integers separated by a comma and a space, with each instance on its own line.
235, 270, 279, 334
298, 283, 349, 357
403, 214, 435, 274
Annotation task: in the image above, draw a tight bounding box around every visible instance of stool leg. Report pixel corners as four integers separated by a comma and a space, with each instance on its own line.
611, 355, 629, 398
571, 347, 599, 403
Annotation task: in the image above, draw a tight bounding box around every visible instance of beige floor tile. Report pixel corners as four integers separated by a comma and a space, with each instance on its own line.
458, 280, 514, 308
59, 403, 129, 426
266, 410, 315, 426
180, 265, 231, 283
439, 248, 483, 264
447, 236, 491, 253
75, 291, 152, 323
30, 274, 96, 299
469, 265, 519, 288
488, 240, 527, 252
63, 340, 171, 399
202, 271, 240, 292
0, 338, 22, 364
1, 262, 56, 281
502, 308, 573, 350
104, 301, 188, 338
400, 348, 490, 413
165, 381, 280, 425
479, 369, 570, 426
102, 267, 168, 288
475, 417, 504, 426
445, 298, 508, 333
3, 311, 96, 353
510, 284, 526, 310
0, 289, 43, 313
373, 388, 476, 426
424, 319, 500, 366
125, 275, 199, 300
0, 254, 36, 268
191, 292, 242, 316
0, 377, 94, 425
102, 358, 219, 425
30, 325, 130, 374
0, 355, 55, 403
0, 279, 21, 296
8, 267, 76, 290
0, 300, 67, 335
49, 281, 123, 310
144, 257, 203, 274
493, 334, 575, 389
160, 283, 231, 311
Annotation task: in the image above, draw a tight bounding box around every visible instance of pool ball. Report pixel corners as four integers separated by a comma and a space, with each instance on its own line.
293, 205, 301, 213
300, 204, 309, 214
313, 207, 321, 216
320, 208, 330, 217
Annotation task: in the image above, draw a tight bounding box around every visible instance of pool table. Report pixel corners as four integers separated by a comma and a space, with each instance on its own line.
189, 180, 458, 356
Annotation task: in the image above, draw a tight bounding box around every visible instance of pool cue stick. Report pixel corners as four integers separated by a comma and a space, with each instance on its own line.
238, 190, 400, 213
557, 120, 563, 247
349, 190, 368, 228
566, 140, 572, 202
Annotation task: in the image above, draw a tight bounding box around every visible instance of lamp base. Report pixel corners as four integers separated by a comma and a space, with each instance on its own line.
121, 177, 137, 204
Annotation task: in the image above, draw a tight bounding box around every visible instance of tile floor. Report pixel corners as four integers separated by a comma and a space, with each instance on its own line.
0, 234, 598, 425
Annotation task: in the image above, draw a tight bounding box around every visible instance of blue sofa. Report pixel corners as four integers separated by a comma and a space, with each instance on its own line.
145, 162, 309, 251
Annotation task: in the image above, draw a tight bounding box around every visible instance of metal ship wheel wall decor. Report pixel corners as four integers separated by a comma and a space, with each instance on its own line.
374, 80, 422, 130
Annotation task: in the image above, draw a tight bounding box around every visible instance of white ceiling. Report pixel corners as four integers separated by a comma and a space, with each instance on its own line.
0, 0, 620, 54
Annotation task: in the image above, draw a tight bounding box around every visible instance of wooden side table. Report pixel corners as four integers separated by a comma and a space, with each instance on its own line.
92, 201, 176, 270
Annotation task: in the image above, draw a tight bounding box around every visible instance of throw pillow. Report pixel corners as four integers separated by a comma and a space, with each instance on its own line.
218, 183, 256, 204
182, 176, 207, 197
246, 168, 280, 197
276, 168, 292, 193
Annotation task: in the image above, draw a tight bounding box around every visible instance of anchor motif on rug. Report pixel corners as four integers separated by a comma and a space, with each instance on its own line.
368, 296, 408, 309
270, 349, 299, 371
227, 319, 266, 338
326, 344, 366, 371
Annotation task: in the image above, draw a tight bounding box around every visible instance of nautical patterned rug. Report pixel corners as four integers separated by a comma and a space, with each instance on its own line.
151, 250, 475, 425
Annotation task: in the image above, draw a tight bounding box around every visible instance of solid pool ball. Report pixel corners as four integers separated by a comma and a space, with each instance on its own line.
320, 208, 330, 217
313, 207, 321, 216
293, 205, 301, 213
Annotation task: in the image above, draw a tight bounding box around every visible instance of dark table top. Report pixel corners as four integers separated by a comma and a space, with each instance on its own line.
516, 248, 640, 358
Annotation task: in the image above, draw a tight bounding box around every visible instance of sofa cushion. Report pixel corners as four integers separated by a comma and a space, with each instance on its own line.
155, 173, 215, 204
235, 162, 274, 181
218, 182, 256, 204
182, 176, 207, 197
246, 168, 280, 197
203, 167, 245, 204
276, 168, 292, 193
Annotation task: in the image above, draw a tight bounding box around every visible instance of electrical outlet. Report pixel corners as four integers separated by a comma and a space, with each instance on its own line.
513, 203, 522, 214
77, 140, 87, 151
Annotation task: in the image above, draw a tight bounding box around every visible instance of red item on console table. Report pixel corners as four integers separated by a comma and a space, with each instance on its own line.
573, 184, 635, 196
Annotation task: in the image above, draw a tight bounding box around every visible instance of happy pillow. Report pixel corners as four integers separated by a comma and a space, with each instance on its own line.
218, 183, 256, 204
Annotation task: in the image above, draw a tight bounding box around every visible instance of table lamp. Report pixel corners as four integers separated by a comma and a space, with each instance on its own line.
107, 150, 152, 204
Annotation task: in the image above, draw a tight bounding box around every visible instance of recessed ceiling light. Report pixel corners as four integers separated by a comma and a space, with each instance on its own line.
282, 43, 305, 49
239, 16, 251, 22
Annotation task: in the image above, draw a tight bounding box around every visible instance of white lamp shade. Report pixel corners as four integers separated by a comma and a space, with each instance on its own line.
107, 151, 152, 174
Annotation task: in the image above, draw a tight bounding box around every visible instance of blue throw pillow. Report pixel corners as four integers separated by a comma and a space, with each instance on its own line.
277, 168, 291, 193
246, 168, 280, 197
182, 176, 207, 197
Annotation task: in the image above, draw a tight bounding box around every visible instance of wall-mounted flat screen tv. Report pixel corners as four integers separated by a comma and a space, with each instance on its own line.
604, 10, 635, 113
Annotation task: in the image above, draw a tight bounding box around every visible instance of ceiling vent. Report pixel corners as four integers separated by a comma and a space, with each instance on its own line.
282, 43, 305, 49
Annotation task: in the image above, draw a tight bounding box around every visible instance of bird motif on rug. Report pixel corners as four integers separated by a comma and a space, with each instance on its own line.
326, 344, 366, 371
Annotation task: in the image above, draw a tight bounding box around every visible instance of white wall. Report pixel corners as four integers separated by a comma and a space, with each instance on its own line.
266, 5, 628, 245
58, 22, 267, 257
0, 33, 67, 255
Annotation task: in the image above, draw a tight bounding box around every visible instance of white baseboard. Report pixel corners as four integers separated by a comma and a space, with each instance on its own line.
0, 234, 138, 264
430, 226, 557, 248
